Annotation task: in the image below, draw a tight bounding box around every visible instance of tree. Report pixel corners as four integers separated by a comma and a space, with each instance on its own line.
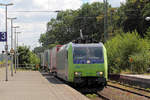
18, 46, 40, 68
117, 0, 150, 36
39, 2, 111, 47
105, 31, 150, 73
33, 46, 45, 54
39, 0, 150, 50
18, 46, 31, 66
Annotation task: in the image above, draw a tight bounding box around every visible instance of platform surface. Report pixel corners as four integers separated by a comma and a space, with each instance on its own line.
121, 74, 150, 79
0, 68, 89, 100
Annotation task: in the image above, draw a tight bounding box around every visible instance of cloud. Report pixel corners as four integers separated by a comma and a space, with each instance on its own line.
0, 0, 83, 52
33, 0, 82, 10
89, 0, 103, 3
120, 0, 126, 3
89, 0, 126, 7
0, 8, 6, 31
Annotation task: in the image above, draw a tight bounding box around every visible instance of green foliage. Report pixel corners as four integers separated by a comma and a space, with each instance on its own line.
130, 52, 150, 73
39, 2, 114, 48
29, 52, 40, 65
39, 1, 150, 49
18, 46, 40, 69
36, 0, 150, 74
18, 46, 31, 65
0, 61, 3, 65
86, 94, 97, 98
33, 46, 45, 54
105, 31, 150, 73
117, 0, 150, 36
145, 27, 150, 40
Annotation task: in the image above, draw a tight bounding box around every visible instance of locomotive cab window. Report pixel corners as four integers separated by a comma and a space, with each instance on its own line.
73, 46, 104, 64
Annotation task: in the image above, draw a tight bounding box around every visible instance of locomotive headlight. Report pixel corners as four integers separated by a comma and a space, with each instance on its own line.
97, 72, 103, 76
87, 60, 91, 64
100, 72, 103, 75
74, 72, 82, 76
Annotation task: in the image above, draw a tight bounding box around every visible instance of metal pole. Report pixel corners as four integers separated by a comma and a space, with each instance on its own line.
17, 32, 18, 69
8, 17, 16, 76
103, 0, 108, 42
13, 26, 19, 73
16, 32, 20, 69
5, 5, 8, 81
0, 3, 13, 81
14, 28, 17, 73
10, 19, 13, 76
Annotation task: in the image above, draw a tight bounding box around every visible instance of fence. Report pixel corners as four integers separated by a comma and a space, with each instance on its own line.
17, 64, 39, 70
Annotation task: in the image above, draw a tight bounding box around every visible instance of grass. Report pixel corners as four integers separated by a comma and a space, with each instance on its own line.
85, 94, 98, 98
0, 62, 3, 65
143, 73, 150, 75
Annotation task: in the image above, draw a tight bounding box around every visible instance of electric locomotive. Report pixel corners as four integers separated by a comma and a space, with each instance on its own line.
56, 42, 108, 88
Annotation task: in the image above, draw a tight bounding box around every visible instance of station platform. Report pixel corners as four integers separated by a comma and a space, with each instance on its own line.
121, 74, 150, 79
109, 74, 150, 88
0, 68, 89, 100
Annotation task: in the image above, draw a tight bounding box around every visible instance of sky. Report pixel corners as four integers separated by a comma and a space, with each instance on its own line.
0, 0, 126, 52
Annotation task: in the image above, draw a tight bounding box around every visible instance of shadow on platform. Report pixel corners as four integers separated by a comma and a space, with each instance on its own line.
41, 72, 64, 84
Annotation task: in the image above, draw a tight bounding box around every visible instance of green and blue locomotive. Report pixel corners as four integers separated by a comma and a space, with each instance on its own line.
56, 42, 108, 88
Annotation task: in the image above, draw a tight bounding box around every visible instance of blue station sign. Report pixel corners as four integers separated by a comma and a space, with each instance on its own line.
0, 32, 7, 42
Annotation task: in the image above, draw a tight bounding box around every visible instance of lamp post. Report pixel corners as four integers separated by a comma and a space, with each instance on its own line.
13, 26, 20, 73
103, 0, 108, 42
0, 3, 13, 81
7, 17, 17, 77
16, 32, 21, 69
145, 17, 150, 21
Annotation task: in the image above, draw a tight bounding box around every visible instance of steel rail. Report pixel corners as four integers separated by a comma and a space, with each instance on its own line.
107, 84, 150, 99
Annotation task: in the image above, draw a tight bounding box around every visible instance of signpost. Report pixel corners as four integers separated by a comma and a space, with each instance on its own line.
10, 48, 15, 54
0, 32, 7, 42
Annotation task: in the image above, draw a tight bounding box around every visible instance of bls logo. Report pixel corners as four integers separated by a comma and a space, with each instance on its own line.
0, 32, 7, 42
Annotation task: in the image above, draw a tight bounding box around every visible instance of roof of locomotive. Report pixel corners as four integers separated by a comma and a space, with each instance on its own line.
71, 42, 103, 47
58, 42, 104, 52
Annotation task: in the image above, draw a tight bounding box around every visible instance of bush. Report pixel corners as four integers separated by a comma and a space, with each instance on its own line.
129, 52, 150, 73
29, 52, 40, 69
105, 31, 150, 74
18, 46, 40, 69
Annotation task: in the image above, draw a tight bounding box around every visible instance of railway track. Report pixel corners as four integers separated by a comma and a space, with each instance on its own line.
74, 87, 111, 100
80, 81, 150, 100
42, 72, 150, 100
43, 73, 110, 100
96, 92, 111, 100
96, 82, 150, 100
107, 82, 150, 99
109, 80, 150, 93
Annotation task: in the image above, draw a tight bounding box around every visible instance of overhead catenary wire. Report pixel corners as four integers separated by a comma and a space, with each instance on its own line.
8, 10, 62, 13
